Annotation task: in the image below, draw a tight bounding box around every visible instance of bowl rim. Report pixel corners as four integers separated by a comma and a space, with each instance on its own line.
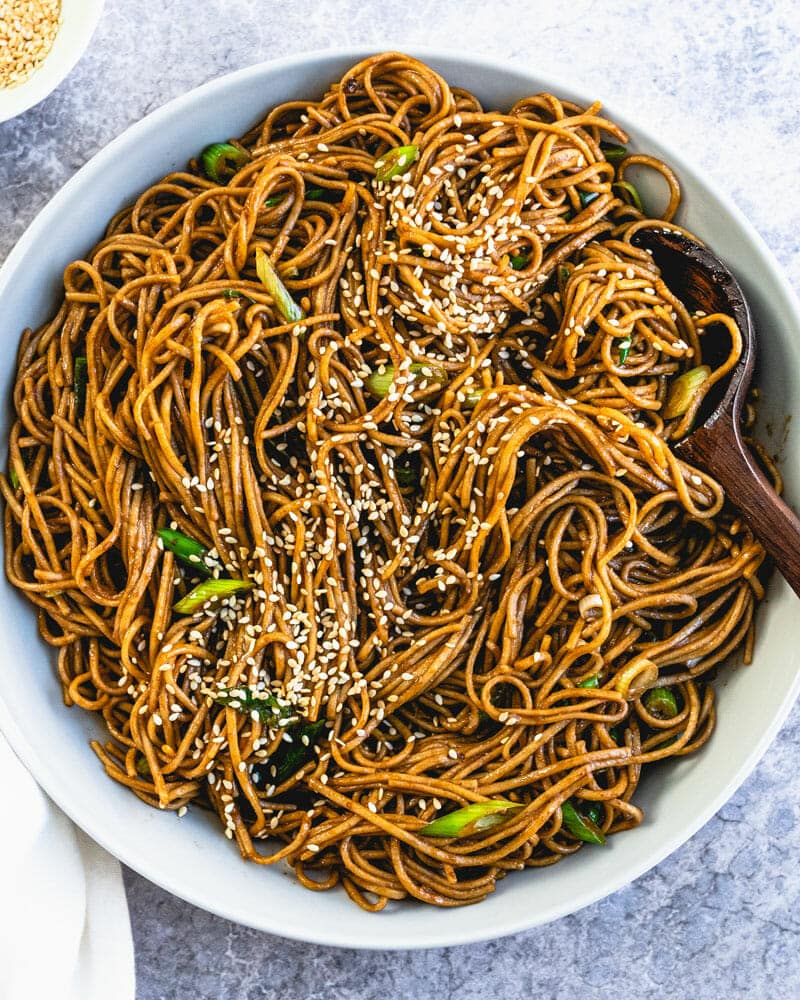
0, 0, 105, 123
2, 44, 800, 949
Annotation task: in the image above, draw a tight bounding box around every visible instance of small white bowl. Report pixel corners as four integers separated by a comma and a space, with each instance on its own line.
0, 0, 104, 123
1, 48, 800, 949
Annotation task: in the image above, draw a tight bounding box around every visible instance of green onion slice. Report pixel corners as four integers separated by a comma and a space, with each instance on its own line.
222, 289, 256, 304
613, 180, 644, 213
561, 799, 606, 845
643, 686, 679, 719
578, 189, 600, 209
618, 337, 633, 365
211, 686, 299, 726
585, 802, 604, 827
374, 144, 419, 183
255, 247, 305, 324
578, 674, 600, 688
463, 387, 486, 409
174, 577, 254, 614
509, 252, 529, 270
157, 527, 214, 578
74, 356, 88, 416
200, 142, 249, 183
395, 464, 416, 487
601, 141, 627, 165
366, 361, 447, 398
419, 800, 524, 838
135, 755, 151, 776
272, 719, 327, 784
214, 690, 327, 783
662, 365, 711, 419
9, 466, 19, 490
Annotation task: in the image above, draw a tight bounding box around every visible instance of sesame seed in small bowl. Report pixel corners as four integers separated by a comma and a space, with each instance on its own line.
0, 0, 105, 123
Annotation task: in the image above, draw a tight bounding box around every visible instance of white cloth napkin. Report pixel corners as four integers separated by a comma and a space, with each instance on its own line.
0, 732, 135, 1000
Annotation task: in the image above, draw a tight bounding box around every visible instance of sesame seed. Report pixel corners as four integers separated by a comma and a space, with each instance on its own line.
0, 1, 61, 88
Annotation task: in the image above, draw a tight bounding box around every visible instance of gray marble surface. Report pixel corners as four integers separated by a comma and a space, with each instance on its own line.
2, 0, 800, 996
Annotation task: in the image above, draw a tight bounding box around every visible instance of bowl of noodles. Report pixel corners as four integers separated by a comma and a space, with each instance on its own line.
0, 49, 799, 948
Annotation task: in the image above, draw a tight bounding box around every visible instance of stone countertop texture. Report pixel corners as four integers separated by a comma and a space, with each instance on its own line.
2, 1, 800, 997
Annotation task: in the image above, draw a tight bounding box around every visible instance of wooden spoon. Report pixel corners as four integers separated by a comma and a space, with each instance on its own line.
631, 227, 800, 597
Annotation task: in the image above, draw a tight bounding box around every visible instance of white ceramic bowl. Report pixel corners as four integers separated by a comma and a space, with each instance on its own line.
1, 48, 799, 950
0, 0, 104, 123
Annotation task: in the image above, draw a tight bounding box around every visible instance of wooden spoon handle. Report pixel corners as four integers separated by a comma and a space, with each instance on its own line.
679, 420, 800, 597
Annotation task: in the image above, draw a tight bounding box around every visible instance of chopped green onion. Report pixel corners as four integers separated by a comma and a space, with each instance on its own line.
210, 686, 298, 726
419, 800, 524, 838
157, 527, 214, 578
561, 799, 606, 845
255, 247, 305, 324
263, 193, 285, 208
366, 361, 447, 398
613, 180, 644, 213
135, 755, 151, 776
509, 252, 529, 270
374, 144, 418, 182
578, 189, 600, 209
272, 719, 327, 784
618, 337, 633, 365
609, 725, 624, 745
365, 366, 395, 398
174, 577, 254, 614
222, 289, 256, 304
73, 356, 88, 416
585, 802, 604, 827
306, 187, 326, 200
643, 686, 679, 719
578, 674, 600, 688
558, 265, 570, 283
601, 141, 627, 165
662, 365, 711, 419
406, 361, 447, 385
9, 466, 19, 490
463, 387, 486, 409
215, 690, 327, 782
200, 142, 249, 183
395, 464, 416, 487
